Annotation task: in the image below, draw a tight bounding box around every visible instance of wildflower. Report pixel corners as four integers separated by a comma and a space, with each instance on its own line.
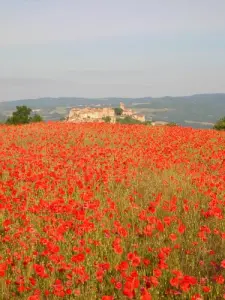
33, 264, 48, 278
0, 263, 7, 277
221, 260, 225, 268
71, 253, 85, 263
141, 288, 152, 300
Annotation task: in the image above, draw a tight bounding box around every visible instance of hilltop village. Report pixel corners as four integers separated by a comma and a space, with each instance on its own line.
67, 102, 146, 123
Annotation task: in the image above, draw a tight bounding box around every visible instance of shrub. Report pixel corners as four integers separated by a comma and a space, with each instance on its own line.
116, 116, 142, 124
143, 121, 152, 126
117, 117, 152, 125
213, 117, 225, 131
31, 114, 43, 123
102, 116, 111, 123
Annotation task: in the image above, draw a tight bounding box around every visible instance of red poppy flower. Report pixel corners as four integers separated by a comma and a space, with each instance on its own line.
71, 253, 85, 263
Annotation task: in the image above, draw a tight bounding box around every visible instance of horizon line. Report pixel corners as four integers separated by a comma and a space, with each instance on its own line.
1, 92, 225, 103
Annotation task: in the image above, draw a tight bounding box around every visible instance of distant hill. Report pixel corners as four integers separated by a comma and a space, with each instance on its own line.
0, 94, 225, 128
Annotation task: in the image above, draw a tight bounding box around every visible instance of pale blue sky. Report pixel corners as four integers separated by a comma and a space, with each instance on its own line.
1, 0, 225, 101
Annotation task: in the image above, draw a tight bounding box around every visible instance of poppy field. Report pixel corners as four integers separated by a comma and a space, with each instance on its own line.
0, 122, 225, 300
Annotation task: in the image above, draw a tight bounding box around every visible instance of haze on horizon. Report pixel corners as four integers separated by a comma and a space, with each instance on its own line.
1, 0, 225, 101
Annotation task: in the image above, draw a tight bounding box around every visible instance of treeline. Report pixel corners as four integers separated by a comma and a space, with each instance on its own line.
3, 105, 225, 130
5, 106, 43, 125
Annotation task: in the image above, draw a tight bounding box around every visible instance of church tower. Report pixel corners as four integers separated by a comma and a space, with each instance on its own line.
120, 102, 125, 111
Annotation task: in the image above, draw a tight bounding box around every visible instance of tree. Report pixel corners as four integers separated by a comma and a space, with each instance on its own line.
213, 117, 225, 131
114, 107, 123, 116
6, 106, 42, 125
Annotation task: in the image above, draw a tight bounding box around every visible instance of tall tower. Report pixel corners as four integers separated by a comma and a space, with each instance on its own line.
120, 102, 125, 110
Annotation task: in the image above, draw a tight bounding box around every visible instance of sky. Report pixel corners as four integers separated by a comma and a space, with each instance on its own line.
1, 0, 225, 101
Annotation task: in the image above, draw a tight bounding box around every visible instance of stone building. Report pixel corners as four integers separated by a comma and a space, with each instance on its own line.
67, 102, 146, 124
120, 102, 146, 122
120, 102, 133, 116
67, 107, 116, 123
132, 114, 146, 122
